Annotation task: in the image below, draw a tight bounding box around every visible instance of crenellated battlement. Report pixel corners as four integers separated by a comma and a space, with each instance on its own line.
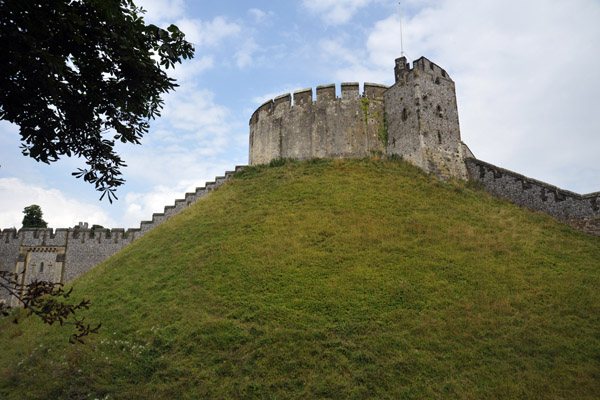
3, 52, 598, 309
249, 83, 390, 165
465, 158, 600, 236
384, 56, 467, 180
249, 56, 466, 179
1, 227, 141, 246
394, 56, 452, 85
133, 170, 239, 235
1, 229, 18, 242
0, 166, 246, 301
250, 83, 389, 126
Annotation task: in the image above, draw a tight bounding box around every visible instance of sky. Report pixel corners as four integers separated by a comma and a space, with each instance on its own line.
1, 0, 599, 229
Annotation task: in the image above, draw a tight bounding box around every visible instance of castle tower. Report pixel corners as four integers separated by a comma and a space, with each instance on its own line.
248, 55, 468, 180
248, 83, 388, 165
384, 56, 468, 180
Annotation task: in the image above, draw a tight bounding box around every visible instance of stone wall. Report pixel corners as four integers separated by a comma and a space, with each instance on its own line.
385, 57, 467, 180
0, 166, 245, 305
465, 158, 600, 236
3, 228, 132, 307
4, 52, 598, 307
249, 83, 389, 165
248, 56, 467, 181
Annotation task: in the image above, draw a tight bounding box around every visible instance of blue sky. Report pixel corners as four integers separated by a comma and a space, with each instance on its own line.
1, 0, 599, 229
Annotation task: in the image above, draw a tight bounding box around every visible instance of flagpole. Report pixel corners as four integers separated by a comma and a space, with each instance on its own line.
399, 2, 405, 57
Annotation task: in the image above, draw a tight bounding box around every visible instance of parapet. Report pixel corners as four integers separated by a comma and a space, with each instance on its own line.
316, 84, 335, 102
0, 165, 247, 291
250, 83, 390, 126
341, 83, 359, 99
0, 227, 140, 247
1, 229, 18, 242
364, 83, 388, 100
465, 158, 600, 236
294, 88, 312, 105
249, 83, 390, 165
413, 57, 451, 80
394, 56, 452, 84
274, 93, 291, 111
130, 168, 243, 236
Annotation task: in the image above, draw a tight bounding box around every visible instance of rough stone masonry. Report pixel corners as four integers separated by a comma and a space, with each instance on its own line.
1, 55, 598, 306
249, 55, 599, 234
250, 56, 468, 180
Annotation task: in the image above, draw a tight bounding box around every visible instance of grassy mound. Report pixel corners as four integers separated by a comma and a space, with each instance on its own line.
1, 158, 599, 399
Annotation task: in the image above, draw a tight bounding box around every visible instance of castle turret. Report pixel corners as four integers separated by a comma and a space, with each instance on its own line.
248, 56, 467, 180
249, 83, 388, 165
394, 56, 410, 82
384, 56, 468, 180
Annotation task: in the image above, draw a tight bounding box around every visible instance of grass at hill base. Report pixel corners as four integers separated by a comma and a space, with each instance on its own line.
1, 157, 599, 399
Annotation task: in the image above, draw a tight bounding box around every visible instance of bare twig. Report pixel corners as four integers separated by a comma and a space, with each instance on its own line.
0, 271, 101, 343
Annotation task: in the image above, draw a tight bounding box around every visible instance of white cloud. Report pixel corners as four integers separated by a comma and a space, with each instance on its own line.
302, 0, 376, 25
235, 38, 259, 68
160, 86, 230, 133
413, 0, 599, 193
0, 178, 116, 229
136, 0, 186, 24
167, 55, 214, 83
175, 16, 241, 48
249, 8, 266, 21
251, 83, 305, 106
323, 0, 600, 193
317, 39, 391, 84
114, 78, 248, 225
121, 160, 237, 228
123, 184, 186, 228
319, 39, 361, 65
124, 146, 229, 185
248, 8, 274, 23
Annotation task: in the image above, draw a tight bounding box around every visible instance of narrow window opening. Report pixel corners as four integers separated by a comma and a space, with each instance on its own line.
441, 70, 447, 77
402, 108, 408, 121
429, 62, 434, 70
437, 131, 442, 144
434, 77, 440, 85
40, 262, 44, 273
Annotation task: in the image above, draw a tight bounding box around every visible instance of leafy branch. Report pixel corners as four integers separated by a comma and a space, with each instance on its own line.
0, 0, 195, 202
0, 271, 101, 344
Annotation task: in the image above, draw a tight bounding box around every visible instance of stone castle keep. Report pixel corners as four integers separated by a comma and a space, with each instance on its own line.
1, 56, 599, 305
250, 56, 468, 180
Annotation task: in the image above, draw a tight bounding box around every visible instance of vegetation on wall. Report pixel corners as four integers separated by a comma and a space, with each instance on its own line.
360, 97, 388, 149
377, 110, 389, 148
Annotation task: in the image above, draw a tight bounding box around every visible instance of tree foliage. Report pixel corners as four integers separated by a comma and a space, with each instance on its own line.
0, 0, 195, 202
21, 204, 48, 228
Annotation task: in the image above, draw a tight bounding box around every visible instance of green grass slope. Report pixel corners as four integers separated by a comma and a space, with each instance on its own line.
1, 158, 599, 399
